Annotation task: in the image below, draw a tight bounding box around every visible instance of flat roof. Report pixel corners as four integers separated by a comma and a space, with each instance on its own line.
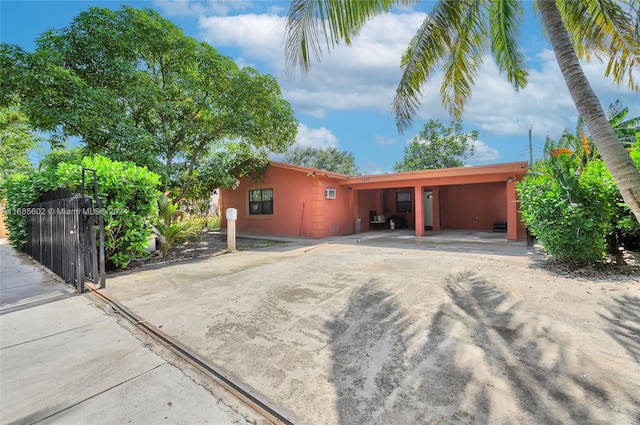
269, 160, 529, 186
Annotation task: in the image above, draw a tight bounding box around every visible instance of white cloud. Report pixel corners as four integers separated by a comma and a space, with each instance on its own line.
375, 135, 397, 145
199, 14, 284, 62
469, 140, 501, 163
198, 12, 426, 117
295, 124, 338, 149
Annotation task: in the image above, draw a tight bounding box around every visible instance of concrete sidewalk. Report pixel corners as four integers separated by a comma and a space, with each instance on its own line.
0, 240, 251, 425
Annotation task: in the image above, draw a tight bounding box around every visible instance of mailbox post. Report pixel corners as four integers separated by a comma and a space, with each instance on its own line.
226, 208, 237, 251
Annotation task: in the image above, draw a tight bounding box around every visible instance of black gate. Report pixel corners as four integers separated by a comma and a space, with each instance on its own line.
25, 172, 105, 292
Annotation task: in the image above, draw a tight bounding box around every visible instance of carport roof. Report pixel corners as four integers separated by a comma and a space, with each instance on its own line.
269, 160, 529, 187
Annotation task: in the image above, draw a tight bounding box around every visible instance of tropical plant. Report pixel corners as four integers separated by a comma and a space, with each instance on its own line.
542, 129, 596, 177
393, 119, 477, 171
283, 145, 360, 174
285, 0, 640, 222
152, 194, 183, 258
607, 99, 640, 148
3, 6, 298, 202
519, 134, 640, 264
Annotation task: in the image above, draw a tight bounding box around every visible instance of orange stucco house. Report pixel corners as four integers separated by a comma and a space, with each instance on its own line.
220, 160, 529, 241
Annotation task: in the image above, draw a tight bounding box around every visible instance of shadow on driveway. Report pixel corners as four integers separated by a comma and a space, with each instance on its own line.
328, 271, 639, 424
600, 294, 640, 363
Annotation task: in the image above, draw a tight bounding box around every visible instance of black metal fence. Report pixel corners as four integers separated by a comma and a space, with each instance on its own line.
25, 186, 105, 292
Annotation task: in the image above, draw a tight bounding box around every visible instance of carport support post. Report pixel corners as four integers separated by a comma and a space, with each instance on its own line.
414, 186, 424, 236
226, 208, 237, 252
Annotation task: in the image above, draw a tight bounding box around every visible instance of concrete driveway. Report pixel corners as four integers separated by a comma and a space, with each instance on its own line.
103, 231, 640, 424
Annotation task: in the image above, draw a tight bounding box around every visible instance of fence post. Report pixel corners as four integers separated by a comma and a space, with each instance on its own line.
96, 196, 106, 288
74, 197, 85, 293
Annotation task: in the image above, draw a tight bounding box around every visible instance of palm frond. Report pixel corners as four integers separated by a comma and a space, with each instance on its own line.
560, 0, 640, 90
394, 0, 489, 131
439, 1, 489, 117
607, 99, 640, 146
284, 0, 415, 75
489, 0, 528, 89
394, 3, 450, 132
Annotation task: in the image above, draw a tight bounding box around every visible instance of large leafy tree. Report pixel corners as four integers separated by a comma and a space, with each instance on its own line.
393, 119, 477, 171
285, 0, 640, 221
176, 142, 271, 203
2, 6, 297, 202
0, 106, 40, 187
283, 145, 360, 174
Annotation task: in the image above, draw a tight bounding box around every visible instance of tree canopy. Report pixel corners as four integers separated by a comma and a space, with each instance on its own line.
284, 0, 640, 221
393, 119, 477, 171
2, 6, 298, 201
283, 145, 360, 175
0, 106, 40, 188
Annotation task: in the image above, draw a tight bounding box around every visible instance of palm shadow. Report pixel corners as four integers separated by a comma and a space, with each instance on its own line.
327, 272, 639, 425
599, 294, 640, 363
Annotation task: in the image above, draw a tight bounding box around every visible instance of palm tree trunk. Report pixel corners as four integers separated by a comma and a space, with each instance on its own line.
538, 0, 640, 222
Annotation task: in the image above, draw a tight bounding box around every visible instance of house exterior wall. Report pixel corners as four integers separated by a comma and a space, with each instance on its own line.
221, 166, 353, 238
316, 182, 354, 237
439, 182, 506, 231
222, 161, 529, 240
357, 190, 379, 232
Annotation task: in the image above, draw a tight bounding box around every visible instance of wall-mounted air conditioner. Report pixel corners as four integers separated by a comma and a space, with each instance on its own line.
325, 188, 337, 199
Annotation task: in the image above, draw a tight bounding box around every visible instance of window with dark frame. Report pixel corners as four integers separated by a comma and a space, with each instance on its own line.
249, 188, 273, 215
396, 191, 412, 213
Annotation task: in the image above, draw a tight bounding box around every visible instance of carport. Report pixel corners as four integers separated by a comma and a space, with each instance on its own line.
341, 162, 528, 240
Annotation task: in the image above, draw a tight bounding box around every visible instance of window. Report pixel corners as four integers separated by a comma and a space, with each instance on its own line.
249, 188, 273, 215
396, 191, 412, 213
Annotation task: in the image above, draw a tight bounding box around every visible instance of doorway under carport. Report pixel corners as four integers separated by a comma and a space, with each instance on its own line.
345, 161, 527, 240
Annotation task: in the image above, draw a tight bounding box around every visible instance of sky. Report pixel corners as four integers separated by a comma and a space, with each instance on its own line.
1, 0, 638, 174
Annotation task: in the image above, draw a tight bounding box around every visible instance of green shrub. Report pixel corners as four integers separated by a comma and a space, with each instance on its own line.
207, 215, 220, 230
4, 155, 160, 269
615, 142, 640, 249
3, 170, 59, 249
176, 216, 208, 243
57, 156, 161, 268
517, 160, 616, 264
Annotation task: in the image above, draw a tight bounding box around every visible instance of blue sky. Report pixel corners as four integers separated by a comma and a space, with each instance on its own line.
2, 0, 638, 174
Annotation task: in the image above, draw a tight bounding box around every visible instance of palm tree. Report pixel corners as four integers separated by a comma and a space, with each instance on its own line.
607, 99, 640, 147
285, 0, 640, 221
